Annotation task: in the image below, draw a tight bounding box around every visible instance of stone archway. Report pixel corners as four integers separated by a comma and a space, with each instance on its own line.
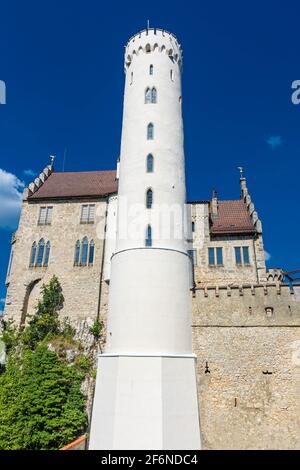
20, 278, 41, 328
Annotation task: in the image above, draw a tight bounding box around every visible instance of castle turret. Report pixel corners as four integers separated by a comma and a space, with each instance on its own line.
89, 28, 201, 450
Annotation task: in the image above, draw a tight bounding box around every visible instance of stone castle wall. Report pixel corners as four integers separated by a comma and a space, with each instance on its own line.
4, 198, 108, 326
192, 284, 300, 449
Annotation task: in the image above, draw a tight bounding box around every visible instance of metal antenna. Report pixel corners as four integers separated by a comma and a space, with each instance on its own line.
238, 166, 244, 179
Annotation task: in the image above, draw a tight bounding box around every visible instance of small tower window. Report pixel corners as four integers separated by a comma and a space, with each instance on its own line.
145, 44, 151, 53
145, 88, 152, 104
146, 188, 153, 208
147, 123, 154, 140
192, 221, 195, 232
145, 225, 152, 247
74, 240, 80, 266
149, 64, 153, 75
89, 240, 95, 265
30, 242, 37, 267
170, 70, 173, 81
44, 241, 51, 267
36, 239, 45, 267
130, 71, 133, 85
81, 237, 89, 266
147, 154, 154, 173
151, 87, 157, 103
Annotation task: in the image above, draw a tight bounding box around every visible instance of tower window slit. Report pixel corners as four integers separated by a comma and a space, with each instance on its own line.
145, 225, 152, 247
146, 188, 153, 208
147, 123, 154, 140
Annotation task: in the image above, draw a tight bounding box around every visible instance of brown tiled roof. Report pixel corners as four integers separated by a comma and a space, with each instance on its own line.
29, 170, 117, 200
210, 199, 255, 234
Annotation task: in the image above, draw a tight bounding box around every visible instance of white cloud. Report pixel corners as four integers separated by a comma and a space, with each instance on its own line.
266, 135, 283, 150
0, 169, 24, 229
264, 250, 271, 261
23, 169, 35, 177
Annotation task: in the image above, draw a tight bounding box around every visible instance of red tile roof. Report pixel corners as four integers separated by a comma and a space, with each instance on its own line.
210, 199, 255, 234
29, 170, 118, 200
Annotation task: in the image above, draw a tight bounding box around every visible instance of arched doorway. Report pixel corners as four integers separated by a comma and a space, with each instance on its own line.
20, 278, 41, 328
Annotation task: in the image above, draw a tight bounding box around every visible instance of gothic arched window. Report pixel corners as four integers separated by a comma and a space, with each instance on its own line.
151, 87, 157, 103
145, 88, 152, 104
74, 240, 80, 266
89, 240, 95, 265
147, 154, 154, 173
149, 64, 153, 75
145, 225, 152, 247
146, 188, 153, 208
44, 241, 51, 267
145, 44, 151, 53
36, 239, 45, 266
30, 241, 37, 267
147, 123, 154, 140
81, 237, 88, 266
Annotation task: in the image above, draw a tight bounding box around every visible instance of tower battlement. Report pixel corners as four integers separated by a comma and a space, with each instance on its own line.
124, 28, 183, 71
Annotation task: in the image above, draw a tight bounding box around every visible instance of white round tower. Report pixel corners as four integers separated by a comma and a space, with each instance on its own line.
107, 28, 191, 355
89, 28, 201, 450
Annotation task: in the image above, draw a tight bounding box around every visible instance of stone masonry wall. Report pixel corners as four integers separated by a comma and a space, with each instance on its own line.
192, 284, 300, 449
4, 197, 109, 326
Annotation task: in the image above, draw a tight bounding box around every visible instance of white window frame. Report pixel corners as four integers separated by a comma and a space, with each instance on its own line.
38, 206, 53, 225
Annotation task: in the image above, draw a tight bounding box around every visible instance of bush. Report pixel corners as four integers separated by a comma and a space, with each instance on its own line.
0, 345, 87, 450
23, 276, 64, 348
0, 276, 88, 449
89, 319, 103, 340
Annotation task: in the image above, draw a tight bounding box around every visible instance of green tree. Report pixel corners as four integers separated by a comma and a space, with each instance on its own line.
0, 276, 89, 450
0, 345, 87, 450
23, 275, 64, 348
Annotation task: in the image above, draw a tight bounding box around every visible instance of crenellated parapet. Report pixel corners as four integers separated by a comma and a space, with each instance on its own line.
22, 157, 55, 201
124, 28, 183, 71
192, 282, 300, 326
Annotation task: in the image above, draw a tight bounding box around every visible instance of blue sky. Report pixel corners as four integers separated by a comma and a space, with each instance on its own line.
0, 0, 299, 307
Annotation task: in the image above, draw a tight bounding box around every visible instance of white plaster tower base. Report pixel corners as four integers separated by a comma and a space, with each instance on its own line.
89, 28, 201, 450
89, 355, 200, 450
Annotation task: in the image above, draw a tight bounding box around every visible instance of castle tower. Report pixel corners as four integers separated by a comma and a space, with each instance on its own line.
89, 28, 201, 450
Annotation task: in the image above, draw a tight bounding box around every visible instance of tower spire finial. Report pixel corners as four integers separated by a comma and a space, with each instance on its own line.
238, 166, 244, 180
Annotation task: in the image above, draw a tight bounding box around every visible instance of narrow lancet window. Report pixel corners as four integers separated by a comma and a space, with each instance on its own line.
81, 237, 88, 266
149, 64, 153, 75
145, 225, 152, 247
36, 239, 45, 266
30, 242, 37, 267
145, 88, 152, 104
151, 87, 157, 103
147, 154, 154, 172
146, 188, 153, 208
147, 123, 154, 140
89, 240, 95, 265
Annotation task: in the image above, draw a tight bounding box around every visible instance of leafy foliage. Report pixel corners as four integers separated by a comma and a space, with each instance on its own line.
89, 319, 103, 340
0, 276, 88, 450
22, 276, 64, 349
0, 345, 87, 450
